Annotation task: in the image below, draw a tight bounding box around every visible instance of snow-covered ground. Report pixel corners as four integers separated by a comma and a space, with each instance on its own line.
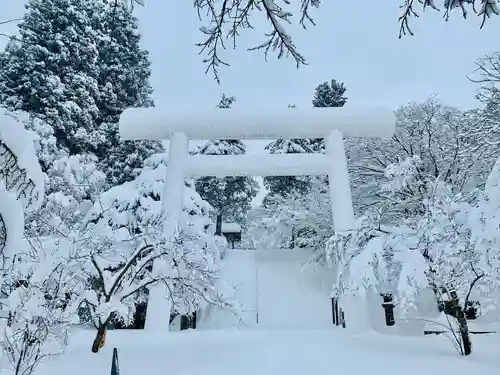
34, 328, 499, 375
29, 248, 500, 375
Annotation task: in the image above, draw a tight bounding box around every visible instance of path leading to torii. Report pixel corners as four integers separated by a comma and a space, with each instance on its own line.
197, 249, 334, 330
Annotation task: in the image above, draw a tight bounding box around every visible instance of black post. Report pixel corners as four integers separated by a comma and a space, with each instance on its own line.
215, 213, 222, 236
110, 348, 120, 375
331, 298, 335, 325
180, 315, 189, 331
192, 311, 197, 329
381, 293, 395, 327
331, 297, 339, 326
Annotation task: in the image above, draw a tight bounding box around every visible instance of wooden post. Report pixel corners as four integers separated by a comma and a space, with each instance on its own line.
180, 312, 197, 331
192, 311, 197, 329
331, 298, 335, 324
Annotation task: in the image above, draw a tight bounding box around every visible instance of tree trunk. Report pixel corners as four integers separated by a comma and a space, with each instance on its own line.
448, 290, 472, 356
91, 322, 107, 353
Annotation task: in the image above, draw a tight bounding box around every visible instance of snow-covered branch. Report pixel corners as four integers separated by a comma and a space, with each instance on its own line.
193, 0, 314, 81
398, 0, 499, 37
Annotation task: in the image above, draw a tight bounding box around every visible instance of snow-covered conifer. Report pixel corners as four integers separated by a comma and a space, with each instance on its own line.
262, 104, 316, 207
0, 0, 162, 186
310, 78, 347, 152
193, 95, 258, 225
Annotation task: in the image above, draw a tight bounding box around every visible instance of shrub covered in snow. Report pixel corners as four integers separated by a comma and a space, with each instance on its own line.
75, 153, 236, 351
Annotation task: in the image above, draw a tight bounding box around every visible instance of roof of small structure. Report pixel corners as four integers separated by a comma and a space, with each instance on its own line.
221, 222, 242, 233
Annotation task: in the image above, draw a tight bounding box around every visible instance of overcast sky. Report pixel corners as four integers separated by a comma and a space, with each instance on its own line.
2, 1, 500, 112
2, 0, 499, 204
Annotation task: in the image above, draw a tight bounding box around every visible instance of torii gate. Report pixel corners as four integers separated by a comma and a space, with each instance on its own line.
119, 107, 395, 330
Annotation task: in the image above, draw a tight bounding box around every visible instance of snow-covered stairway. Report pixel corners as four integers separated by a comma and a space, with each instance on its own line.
197, 249, 334, 330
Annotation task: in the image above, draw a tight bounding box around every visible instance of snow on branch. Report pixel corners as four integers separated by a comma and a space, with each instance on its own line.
0, 111, 45, 211
329, 153, 500, 339
193, 0, 313, 82
72, 223, 234, 330
398, 0, 499, 37
0, 142, 40, 209
0, 236, 80, 375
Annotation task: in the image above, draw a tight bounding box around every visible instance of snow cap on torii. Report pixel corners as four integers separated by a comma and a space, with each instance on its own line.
119, 107, 395, 141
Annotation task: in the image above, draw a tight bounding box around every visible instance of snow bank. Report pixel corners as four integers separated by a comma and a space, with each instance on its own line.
120, 107, 395, 140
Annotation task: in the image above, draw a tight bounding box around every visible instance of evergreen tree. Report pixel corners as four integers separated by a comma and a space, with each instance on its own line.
262, 104, 315, 207
262, 138, 314, 207
0, 0, 162, 186
193, 94, 258, 225
92, 2, 161, 186
312, 79, 347, 108
310, 78, 347, 151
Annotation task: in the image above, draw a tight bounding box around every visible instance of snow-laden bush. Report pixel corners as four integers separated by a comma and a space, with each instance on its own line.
76, 153, 236, 352
329, 156, 500, 356
0, 110, 78, 375
0, 237, 80, 375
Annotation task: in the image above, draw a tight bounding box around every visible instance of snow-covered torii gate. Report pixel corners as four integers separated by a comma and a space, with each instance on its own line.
119, 107, 395, 330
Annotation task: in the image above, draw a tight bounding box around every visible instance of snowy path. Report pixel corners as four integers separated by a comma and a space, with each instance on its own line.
34, 329, 499, 375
